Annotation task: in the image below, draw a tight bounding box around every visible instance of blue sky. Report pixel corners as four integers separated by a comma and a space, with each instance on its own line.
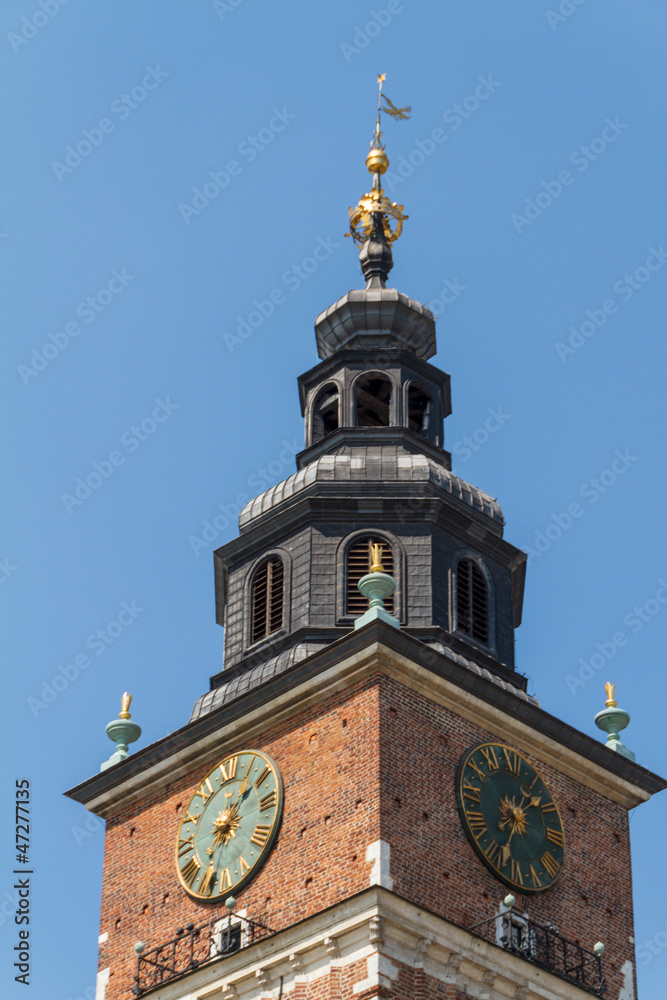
3, 1, 667, 997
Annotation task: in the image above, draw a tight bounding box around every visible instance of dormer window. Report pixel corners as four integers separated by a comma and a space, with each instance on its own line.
346, 537, 394, 615
355, 376, 392, 427
456, 557, 488, 644
312, 383, 339, 443
251, 557, 284, 643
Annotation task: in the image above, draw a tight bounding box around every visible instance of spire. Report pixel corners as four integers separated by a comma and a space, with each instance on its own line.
347, 74, 409, 289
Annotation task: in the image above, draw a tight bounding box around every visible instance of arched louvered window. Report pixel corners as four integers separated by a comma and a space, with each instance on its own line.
346, 537, 394, 616
456, 558, 488, 644
355, 376, 392, 427
251, 557, 284, 643
312, 383, 339, 443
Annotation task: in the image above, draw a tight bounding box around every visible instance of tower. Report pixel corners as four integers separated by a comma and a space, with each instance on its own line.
66, 85, 665, 1000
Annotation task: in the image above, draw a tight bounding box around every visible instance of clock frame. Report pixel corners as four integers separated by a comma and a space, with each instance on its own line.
175, 749, 283, 901
456, 741, 565, 894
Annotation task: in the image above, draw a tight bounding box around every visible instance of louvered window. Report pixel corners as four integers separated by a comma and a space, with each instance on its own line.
346, 537, 394, 616
251, 558, 284, 643
456, 558, 488, 644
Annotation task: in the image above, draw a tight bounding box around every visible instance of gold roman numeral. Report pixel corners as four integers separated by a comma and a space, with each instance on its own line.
199, 864, 216, 896
546, 827, 564, 848
250, 824, 271, 847
184, 811, 200, 825
177, 833, 194, 857
260, 790, 276, 811
504, 750, 522, 775
480, 745, 499, 770
529, 864, 542, 888
196, 777, 214, 803
541, 851, 560, 879
220, 757, 238, 782
180, 857, 200, 887
462, 779, 481, 804
541, 802, 557, 814
466, 811, 487, 838
484, 840, 501, 864
467, 758, 485, 780
510, 860, 524, 886
256, 765, 271, 788
219, 867, 233, 890
239, 856, 251, 874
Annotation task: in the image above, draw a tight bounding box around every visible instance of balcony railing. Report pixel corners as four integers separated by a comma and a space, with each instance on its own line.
469, 909, 606, 996
133, 910, 275, 996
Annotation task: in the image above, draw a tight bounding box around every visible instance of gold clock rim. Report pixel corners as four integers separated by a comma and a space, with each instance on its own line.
174, 748, 284, 902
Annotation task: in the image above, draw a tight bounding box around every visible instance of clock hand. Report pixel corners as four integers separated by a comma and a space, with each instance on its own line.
229, 755, 255, 811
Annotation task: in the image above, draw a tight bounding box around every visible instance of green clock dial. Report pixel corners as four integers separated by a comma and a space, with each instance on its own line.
175, 749, 283, 901
456, 742, 565, 894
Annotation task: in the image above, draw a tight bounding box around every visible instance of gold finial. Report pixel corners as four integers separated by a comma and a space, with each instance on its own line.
604, 682, 617, 708
347, 76, 410, 257
119, 692, 132, 719
370, 542, 385, 574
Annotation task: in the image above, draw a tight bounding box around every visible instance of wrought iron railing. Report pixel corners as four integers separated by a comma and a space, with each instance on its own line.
133, 910, 275, 996
469, 909, 606, 996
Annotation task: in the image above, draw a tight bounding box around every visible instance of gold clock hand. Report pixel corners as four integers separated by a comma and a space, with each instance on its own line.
230, 755, 255, 811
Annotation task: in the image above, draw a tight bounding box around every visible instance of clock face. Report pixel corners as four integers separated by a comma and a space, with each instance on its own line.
175, 750, 283, 901
456, 742, 565, 894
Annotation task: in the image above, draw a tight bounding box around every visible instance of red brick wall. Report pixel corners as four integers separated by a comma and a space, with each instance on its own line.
98, 678, 382, 1000
97, 672, 636, 999
377, 675, 635, 999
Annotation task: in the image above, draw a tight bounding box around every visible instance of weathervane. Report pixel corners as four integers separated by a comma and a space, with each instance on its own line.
347, 74, 409, 251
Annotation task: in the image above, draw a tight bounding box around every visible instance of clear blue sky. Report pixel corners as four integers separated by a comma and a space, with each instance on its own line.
3, 2, 667, 997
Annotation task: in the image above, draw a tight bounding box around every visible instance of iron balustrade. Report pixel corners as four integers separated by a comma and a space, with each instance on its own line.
468, 909, 606, 996
133, 910, 274, 996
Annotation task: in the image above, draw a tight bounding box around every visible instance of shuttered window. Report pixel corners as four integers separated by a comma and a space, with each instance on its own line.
456, 558, 488, 644
346, 537, 394, 616
251, 558, 284, 643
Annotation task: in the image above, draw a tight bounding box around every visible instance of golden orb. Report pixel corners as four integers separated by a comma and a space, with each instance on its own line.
366, 147, 389, 174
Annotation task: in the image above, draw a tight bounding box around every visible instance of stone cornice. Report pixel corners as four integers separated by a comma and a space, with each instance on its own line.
64, 623, 666, 817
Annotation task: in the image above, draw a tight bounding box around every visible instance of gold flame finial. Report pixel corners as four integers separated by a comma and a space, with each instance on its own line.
119, 692, 132, 719
604, 682, 617, 708
370, 542, 385, 574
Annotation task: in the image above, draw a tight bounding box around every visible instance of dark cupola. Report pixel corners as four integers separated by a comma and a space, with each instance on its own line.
192, 80, 528, 721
